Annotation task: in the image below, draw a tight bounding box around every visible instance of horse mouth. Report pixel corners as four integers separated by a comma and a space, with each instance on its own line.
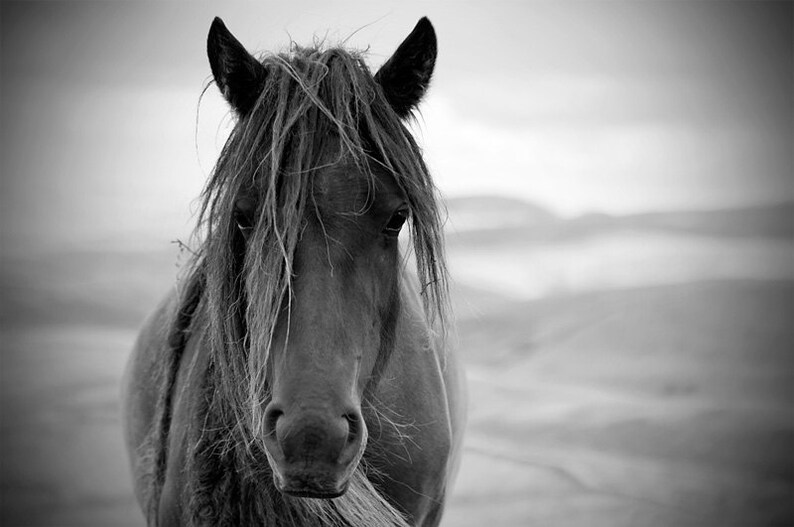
276, 475, 350, 499
281, 484, 348, 499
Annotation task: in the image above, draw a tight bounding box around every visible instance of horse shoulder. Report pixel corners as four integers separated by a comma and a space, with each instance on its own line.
157, 329, 208, 526
370, 275, 464, 525
121, 289, 180, 511
122, 286, 210, 525
438, 332, 467, 498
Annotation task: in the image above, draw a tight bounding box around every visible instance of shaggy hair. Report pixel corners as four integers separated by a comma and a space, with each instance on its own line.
143, 43, 449, 526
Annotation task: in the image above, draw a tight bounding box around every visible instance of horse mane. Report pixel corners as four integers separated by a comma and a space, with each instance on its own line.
144, 43, 449, 526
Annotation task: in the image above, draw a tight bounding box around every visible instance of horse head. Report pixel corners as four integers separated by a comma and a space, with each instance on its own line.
205, 17, 443, 499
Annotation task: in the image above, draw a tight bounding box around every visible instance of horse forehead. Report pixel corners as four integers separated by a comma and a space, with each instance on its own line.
313, 163, 399, 213
315, 164, 367, 200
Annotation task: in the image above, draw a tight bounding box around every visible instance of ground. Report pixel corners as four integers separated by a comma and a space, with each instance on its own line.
1, 200, 793, 526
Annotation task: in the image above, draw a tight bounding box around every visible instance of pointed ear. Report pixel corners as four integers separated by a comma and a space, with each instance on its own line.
207, 17, 267, 116
374, 17, 437, 118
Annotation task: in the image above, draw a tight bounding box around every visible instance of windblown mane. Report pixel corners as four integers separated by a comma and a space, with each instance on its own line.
145, 43, 449, 526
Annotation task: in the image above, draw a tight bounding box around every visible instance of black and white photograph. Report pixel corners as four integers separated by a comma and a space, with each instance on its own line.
1, 2, 792, 526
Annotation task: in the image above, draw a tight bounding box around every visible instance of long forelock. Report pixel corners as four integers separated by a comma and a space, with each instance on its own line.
197, 44, 448, 364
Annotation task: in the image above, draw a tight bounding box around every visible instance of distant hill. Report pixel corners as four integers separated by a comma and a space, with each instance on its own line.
445, 197, 794, 246
444, 195, 558, 231
605, 202, 794, 238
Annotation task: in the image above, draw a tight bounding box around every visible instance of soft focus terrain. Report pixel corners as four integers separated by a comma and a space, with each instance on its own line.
1, 198, 793, 526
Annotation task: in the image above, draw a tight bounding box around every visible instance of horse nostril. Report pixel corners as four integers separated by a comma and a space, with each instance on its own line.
338, 410, 366, 465
343, 412, 360, 446
261, 403, 367, 468
261, 403, 287, 464
263, 404, 284, 440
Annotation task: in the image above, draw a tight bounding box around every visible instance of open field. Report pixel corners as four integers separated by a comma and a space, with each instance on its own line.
2, 201, 793, 526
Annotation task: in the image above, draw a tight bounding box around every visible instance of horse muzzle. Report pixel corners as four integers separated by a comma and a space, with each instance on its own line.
262, 404, 367, 498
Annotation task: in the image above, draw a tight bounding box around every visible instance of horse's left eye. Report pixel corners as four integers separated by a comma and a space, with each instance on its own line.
384, 208, 409, 237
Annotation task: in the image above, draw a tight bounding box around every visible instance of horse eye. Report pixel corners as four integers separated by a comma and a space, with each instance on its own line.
384, 208, 409, 236
234, 210, 253, 232
234, 197, 256, 233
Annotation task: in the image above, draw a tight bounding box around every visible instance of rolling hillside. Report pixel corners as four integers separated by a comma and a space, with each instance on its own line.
1, 197, 793, 526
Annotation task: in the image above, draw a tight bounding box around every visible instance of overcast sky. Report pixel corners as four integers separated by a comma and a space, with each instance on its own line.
1, 1, 791, 252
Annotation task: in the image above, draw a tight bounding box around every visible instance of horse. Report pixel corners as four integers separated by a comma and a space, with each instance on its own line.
121, 16, 466, 527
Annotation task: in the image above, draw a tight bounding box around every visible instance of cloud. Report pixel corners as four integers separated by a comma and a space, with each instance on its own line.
2, 1, 791, 254
417, 94, 792, 216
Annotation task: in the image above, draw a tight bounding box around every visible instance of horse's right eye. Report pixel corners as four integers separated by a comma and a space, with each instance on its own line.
234, 197, 256, 235
234, 210, 253, 232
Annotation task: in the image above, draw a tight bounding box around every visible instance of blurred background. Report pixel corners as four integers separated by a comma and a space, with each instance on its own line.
1, 1, 792, 526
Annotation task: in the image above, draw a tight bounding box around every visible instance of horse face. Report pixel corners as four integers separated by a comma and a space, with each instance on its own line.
209, 16, 437, 499
257, 163, 407, 498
